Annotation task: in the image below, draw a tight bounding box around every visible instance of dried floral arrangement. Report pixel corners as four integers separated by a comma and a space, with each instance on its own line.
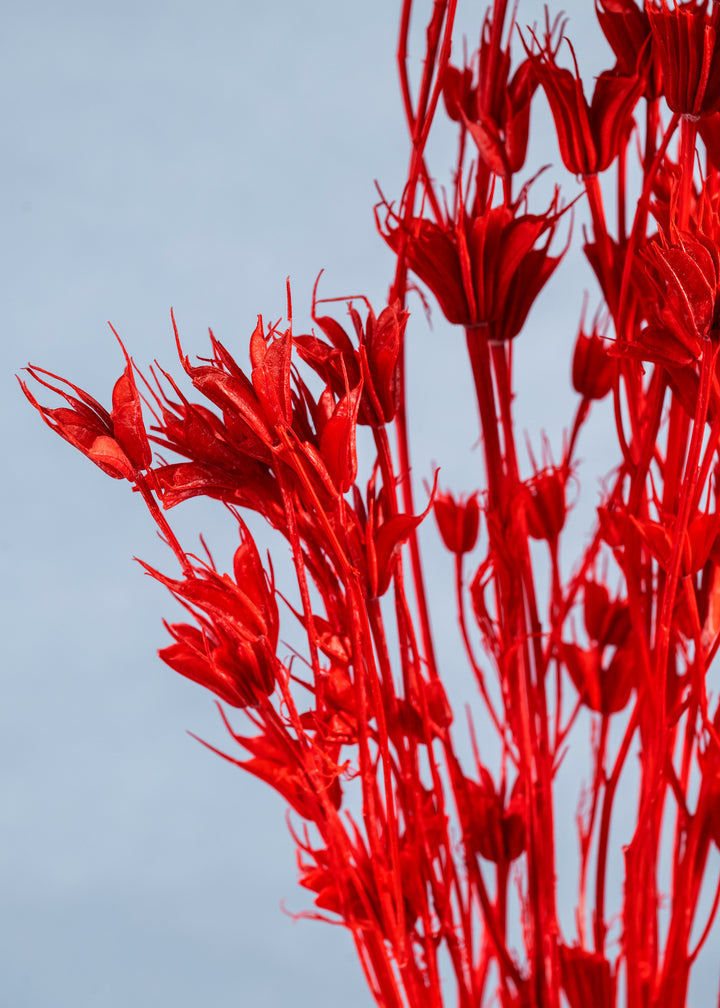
20, 1, 720, 1005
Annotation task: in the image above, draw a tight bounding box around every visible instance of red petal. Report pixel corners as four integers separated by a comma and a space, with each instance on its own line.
111, 366, 152, 469
319, 383, 362, 493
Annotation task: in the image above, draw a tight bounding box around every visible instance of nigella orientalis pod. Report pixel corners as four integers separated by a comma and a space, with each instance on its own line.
21, 1, 720, 1006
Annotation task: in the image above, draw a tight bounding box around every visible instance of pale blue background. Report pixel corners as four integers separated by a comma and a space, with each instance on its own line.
3, 2, 717, 1005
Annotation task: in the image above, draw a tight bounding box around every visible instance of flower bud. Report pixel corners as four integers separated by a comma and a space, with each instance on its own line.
434, 490, 481, 553
456, 769, 526, 863
523, 469, 567, 542
572, 328, 614, 400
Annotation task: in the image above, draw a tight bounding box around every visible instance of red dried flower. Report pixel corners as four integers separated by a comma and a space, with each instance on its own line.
20, 346, 152, 480
173, 315, 279, 449
434, 490, 480, 553
636, 226, 720, 364
442, 7, 537, 176
379, 189, 566, 335
522, 467, 567, 543
347, 474, 436, 598
456, 768, 526, 863
562, 641, 636, 714
150, 523, 279, 708
632, 509, 720, 575
584, 580, 632, 648
249, 316, 293, 427
314, 382, 363, 494
299, 838, 422, 936
596, 0, 655, 95
524, 21, 643, 175
295, 300, 408, 427
647, 0, 720, 118
572, 311, 615, 400
235, 729, 343, 823
144, 368, 281, 515
560, 944, 614, 1008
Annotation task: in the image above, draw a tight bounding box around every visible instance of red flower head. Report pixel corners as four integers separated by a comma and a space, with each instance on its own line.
584, 580, 632, 648
233, 726, 343, 823
524, 18, 644, 175
312, 381, 363, 494
149, 521, 279, 708
300, 837, 423, 937
572, 307, 615, 400
596, 0, 658, 97
172, 312, 291, 451
147, 391, 281, 518
249, 315, 293, 428
522, 466, 568, 543
647, 0, 720, 118
443, 6, 537, 177
562, 641, 636, 713
20, 340, 152, 480
636, 219, 720, 365
434, 489, 481, 554
295, 298, 408, 427
560, 945, 614, 1008
346, 471, 437, 598
456, 769, 526, 863
378, 187, 566, 336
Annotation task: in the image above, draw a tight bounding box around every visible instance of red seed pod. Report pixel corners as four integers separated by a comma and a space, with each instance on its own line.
572, 319, 614, 400
562, 641, 635, 714
583, 580, 632, 647
647, 0, 720, 118
434, 490, 481, 553
560, 944, 614, 1008
457, 769, 526, 863
159, 621, 277, 710
148, 521, 280, 709
378, 189, 566, 337
639, 234, 718, 365
317, 383, 362, 494
249, 316, 293, 428
523, 468, 567, 542
238, 730, 343, 823
442, 63, 476, 123
358, 302, 407, 425
524, 21, 643, 176
597, 503, 628, 549
596, 0, 656, 98
297, 299, 407, 429
20, 344, 152, 481
425, 677, 454, 731
443, 8, 538, 177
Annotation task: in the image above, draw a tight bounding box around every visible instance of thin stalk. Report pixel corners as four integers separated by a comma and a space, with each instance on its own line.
657, 342, 713, 723
595, 705, 638, 953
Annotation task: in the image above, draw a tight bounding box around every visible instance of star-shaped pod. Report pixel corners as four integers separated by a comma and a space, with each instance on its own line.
524, 19, 644, 176
20, 340, 152, 480
442, 5, 537, 177
647, 0, 720, 118
378, 187, 567, 337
